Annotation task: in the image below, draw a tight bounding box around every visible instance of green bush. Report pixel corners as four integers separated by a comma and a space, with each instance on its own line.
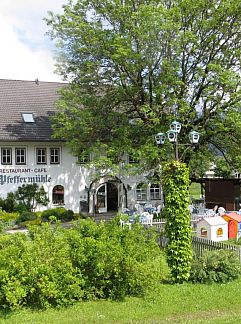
20, 219, 43, 227
0, 211, 19, 231
67, 217, 170, 300
0, 218, 169, 310
16, 212, 37, 225
0, 211, 19, 222
189, 250, 241, 284
0, 225, 83, 309
41, 208, 74, 222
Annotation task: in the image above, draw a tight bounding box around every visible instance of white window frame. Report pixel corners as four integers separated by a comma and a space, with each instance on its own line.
136, 183, 147, 201
22, 112, 35, 123
15, 147, 26, 165
150, 184, 161, 200
36, 148, 47, 164
50, 147, 60, 164
1, 147, 12, 165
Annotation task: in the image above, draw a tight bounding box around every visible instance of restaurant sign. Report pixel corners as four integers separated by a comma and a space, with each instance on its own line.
0, 167, 51, 186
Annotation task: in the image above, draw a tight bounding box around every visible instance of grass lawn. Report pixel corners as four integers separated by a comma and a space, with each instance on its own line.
2, 278, 241, 323
189, 182, 202, 200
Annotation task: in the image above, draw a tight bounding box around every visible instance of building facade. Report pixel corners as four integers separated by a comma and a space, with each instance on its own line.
0, 79, 163, 214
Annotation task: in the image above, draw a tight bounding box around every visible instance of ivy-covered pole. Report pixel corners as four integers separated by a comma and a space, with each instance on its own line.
162, 160, 192, 283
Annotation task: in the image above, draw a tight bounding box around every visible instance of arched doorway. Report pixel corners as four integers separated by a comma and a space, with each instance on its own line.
96, 182, 118, 213
88, 176, 126, 214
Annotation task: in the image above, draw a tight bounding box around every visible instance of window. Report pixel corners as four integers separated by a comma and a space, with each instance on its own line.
50, 148, 60, 164
36, 148, 47, 164
1, 148, 12, 165
22, 113, 35, 123
150, 184, 161, 200
15, 148, 26, 165
217, 228, 223, 237
136, 183, 147, 201
52, 185, 64, 205
201, 227, 207, 238
78, 149, 89, 164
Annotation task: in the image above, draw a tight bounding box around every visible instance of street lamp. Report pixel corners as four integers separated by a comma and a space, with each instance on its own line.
155, 121, 200, 160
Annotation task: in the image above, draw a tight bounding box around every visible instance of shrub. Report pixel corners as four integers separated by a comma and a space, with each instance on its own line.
20, 219, 42, 227
0, 211, 19, 222
0, 218, 169, 310
0, 211, 19, 231
73, 213, 88, 220
41, 208, 74, 222
67, 217, 170, 300
16, 212, 37, 225
0, 225, 83, 310
189, 249, 241, 284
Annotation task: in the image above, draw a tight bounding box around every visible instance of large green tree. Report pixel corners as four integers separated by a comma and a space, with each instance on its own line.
46, 0, 241, 178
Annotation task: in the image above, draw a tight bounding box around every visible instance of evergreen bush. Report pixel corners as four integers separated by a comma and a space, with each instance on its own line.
41, 207, 74, 222
16, 212, 37, 225
189, 250, 241, 283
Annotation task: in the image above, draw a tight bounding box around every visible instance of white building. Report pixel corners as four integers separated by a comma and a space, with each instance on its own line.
0, 79, 163, 214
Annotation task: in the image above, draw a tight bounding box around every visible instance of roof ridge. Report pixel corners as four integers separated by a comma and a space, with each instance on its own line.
0, 78, 66, 84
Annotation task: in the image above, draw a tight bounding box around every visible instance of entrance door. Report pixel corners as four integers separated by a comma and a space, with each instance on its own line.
96, 184, 107, 213
96, 182, 119, 213
107, 182, 118, 211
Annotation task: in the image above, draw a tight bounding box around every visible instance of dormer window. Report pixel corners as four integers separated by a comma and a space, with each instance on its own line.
22, 113, 35, 123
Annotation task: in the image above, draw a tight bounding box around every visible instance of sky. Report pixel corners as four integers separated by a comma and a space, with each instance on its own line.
0, 0, 67, 83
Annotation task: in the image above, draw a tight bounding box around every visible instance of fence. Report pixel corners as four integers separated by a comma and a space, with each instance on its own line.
152, 218, 199, 231
192, 236, 241, 262
152, 221, 241, 262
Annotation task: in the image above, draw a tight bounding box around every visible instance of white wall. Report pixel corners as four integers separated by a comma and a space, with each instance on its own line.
210, 225, 228, 242
0, 142, 87, 211
196, 220, 228, 241
0, 142, 163, 213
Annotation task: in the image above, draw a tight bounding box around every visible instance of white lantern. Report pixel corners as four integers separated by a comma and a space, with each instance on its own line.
189, 130, 200, 144
170, 121, 182, 133
167, 130, 177, 143
155, 132, 166, 145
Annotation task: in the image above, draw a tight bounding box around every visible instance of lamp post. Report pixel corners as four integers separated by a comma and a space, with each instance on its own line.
155, 121, 200, 160
155, 122, 200, 283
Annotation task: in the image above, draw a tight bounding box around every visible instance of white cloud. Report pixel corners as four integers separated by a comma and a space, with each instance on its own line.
0, 0, 66, 82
